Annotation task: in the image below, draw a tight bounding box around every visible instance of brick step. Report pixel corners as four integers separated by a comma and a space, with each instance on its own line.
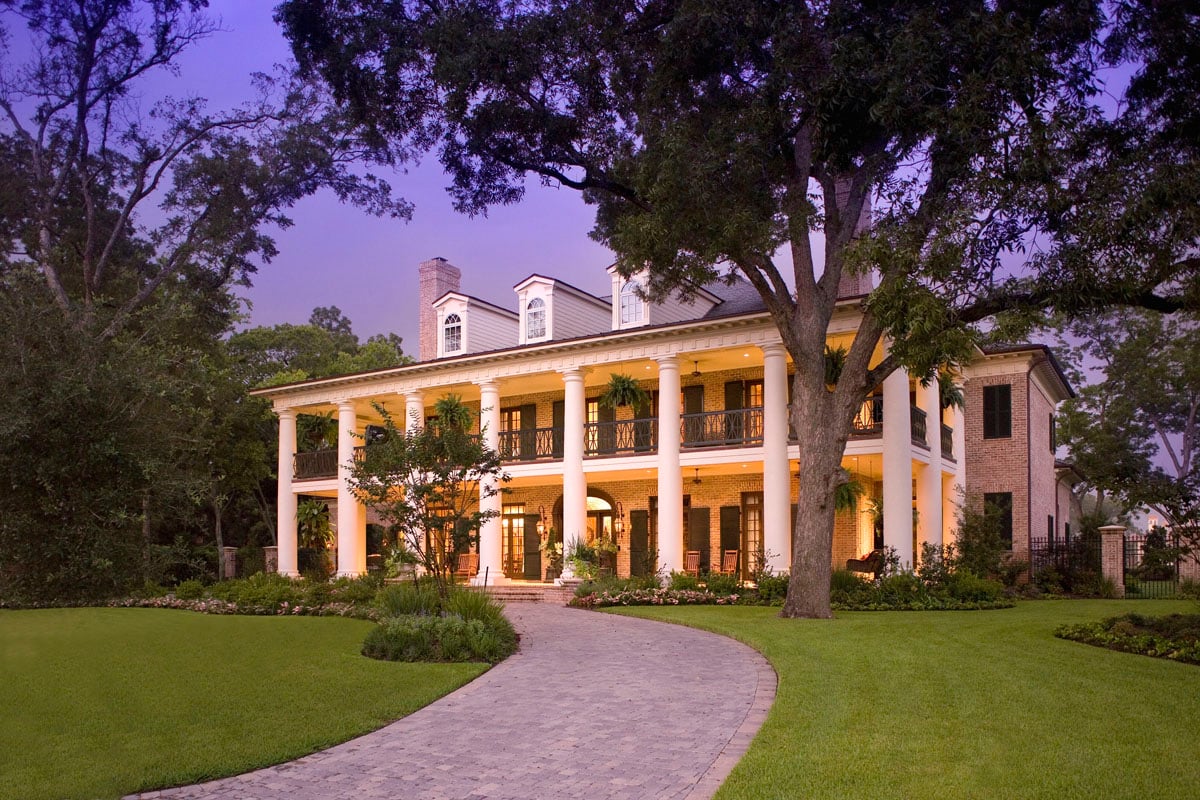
481, 585, 574, 604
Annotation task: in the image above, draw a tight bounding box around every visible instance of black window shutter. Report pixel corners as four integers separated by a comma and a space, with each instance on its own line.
551, 400, 565, 457
719, 506, 741, 553
688, 506, 711, 571
724, 380, 744, 410
683, 385, 704, 415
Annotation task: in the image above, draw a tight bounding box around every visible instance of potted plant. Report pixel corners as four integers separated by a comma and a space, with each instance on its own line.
598, 373, 651, 410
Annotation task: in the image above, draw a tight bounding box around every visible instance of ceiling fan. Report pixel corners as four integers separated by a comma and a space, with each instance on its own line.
691, 360, 702, 378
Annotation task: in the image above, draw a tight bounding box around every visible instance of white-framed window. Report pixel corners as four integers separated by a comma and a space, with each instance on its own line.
443, 313, 462, 353
526, 297, 546, 339
619, 280, 645, 326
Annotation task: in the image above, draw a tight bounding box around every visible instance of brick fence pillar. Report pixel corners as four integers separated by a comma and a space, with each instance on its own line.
221, 547, 238, 581
1099, 525, 1126, 598
1178, 538, 1200, 583
263, 546, 278, 575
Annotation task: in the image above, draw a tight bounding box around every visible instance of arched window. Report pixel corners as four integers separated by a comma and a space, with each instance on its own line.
619, 280, 645, 326
443, 313, 462, 353
526, 297, 546, 339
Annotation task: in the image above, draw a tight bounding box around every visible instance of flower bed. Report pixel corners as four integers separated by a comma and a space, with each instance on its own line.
107, 595, 377, 618
569, 588, 739, 608
1055, 613, 1200, 666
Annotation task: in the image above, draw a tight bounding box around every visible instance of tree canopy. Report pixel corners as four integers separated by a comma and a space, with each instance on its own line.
276, 0, 1195, 618
1057, 310, 1200, 542
280, 0, 1200, 617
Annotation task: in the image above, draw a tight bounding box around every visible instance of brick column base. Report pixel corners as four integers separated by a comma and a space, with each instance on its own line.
1099, 525, 1126, 598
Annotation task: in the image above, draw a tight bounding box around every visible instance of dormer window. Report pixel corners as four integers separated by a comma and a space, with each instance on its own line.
619, 280, 646, 326
526, 297, 546, 339
443, 313, 462, 354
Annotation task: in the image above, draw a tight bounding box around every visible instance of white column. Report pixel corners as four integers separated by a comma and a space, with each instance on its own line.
916, 378, 943, 553
336, 402, 365, 577
656, 355, 684, 577
405, 391, 425, 432
951, 402, 967, 544
475, 381, 505, 585
882, 368, 914, 567
276, 409, 299, 577
559, 367, 588, 580
761, 343, 791, 573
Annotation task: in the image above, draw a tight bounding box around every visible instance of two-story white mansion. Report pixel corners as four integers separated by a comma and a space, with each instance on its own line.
253, 257, 1075, 583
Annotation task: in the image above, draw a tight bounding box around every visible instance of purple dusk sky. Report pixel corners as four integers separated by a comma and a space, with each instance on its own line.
170, 1, 619, 352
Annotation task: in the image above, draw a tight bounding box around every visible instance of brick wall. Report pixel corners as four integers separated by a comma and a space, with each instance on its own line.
963, 370, 1031, 556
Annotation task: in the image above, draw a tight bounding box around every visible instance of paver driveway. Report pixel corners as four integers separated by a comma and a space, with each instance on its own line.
129, 604, 775, 800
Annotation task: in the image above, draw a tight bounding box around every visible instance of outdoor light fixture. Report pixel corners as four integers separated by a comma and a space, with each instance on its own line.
614, 501, 625, 535
536, 505, 547, 537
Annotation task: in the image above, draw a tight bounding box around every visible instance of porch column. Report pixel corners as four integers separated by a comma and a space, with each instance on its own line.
336, 402, 366, 576
475, 381, 505, 585
560, 367, 588, 580
405, 391, 425, 432
656, 355, 684, 577
761, 343, 791, 573
950, 402, 967, 543
916, 377, 943, 554
276, 408, 299, 577
882, 367, 914, 567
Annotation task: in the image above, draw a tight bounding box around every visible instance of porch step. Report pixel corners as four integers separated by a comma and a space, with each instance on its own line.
482, 584, 574, 605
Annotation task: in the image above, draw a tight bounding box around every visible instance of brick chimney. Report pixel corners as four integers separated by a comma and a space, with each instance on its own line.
418, 257, 461, 361
834, 180, 874, 299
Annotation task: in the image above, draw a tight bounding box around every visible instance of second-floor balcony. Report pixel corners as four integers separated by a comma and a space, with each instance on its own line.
291, 401, 949, 479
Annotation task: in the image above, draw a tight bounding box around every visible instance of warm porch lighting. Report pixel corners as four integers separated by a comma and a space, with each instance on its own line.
536, 505, 547, 537
614, 501, 625, 535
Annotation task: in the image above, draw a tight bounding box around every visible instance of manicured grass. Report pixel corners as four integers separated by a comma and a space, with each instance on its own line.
612, 601, 1200, 800
0, 608, 486, 800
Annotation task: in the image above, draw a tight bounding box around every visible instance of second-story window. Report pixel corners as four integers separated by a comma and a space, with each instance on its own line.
527, 297, 546, 339
620, 280, 645, 326
443, 313, 462, 354
983, 383, 1012, 439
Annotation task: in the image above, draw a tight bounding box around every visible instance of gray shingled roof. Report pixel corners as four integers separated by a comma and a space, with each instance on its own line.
701, 275, 767, 318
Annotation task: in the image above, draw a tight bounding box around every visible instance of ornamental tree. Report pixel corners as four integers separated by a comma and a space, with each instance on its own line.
281, 0, 1200, 617
350, 403, 505, 599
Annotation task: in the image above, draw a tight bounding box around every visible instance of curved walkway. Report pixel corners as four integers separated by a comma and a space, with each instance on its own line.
130, 604, 775, 800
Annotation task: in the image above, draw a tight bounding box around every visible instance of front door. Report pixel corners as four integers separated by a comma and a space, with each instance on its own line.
587, 511, 615, 576
522, 521, 542, 581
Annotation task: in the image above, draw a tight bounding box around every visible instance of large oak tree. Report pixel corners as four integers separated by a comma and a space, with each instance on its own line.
280, 0, 1200, 617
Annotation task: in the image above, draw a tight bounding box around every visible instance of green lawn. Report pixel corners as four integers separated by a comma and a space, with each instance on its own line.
0, 608, 486, 800
613, 600, 1200, 800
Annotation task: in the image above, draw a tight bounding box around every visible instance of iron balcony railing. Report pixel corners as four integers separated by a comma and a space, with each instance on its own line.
498, 426, 563, 462
294, 400, 940, 476
293, 446, 364, 480
585, 418, 658, 456
941, 423, 955, 459
681, 408, 764, 447
910, 406, 928, 447
851, 396, 883, 436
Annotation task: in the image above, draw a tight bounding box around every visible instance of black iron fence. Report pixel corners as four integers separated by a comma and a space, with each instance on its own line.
941, 424, 954, 459
1124, 530, 1181, 599
851, 396, 883, 435
910, 406, 928, 446
681, 408, 763, 447
585, 418, 658, 456
1029, 535, 1103, 594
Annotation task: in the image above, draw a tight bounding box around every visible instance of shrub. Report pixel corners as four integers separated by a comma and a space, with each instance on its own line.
208, 572, 303, 609
361, 614, 516, 663
574, 574, 661, 598
702, 571, 740, 596
830, 569, 872, 604
750, 572, 790, 605
173, 579, 206, 600
1179, 578, 1200, 600
445, 587, 506, 626
943, 570, 1004, 603
668, 571, 701, 591
375, 581, 443, 617
878, 572, 925, 604
327, 574, 384, 605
